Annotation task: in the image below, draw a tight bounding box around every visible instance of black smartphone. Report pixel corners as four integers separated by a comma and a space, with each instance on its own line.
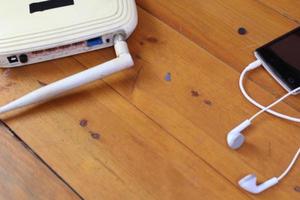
255, 27, 300, 93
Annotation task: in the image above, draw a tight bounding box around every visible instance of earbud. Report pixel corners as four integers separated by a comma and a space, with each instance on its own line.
228, 61, 300, 151
229, 60, 300, 195
227, 120, 251, 149
239, 174, 278, 194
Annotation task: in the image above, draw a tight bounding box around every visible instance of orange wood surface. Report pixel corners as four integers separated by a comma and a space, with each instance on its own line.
259, 0, 300, 23
0, 124, 80, 200
0, 1, 299, 199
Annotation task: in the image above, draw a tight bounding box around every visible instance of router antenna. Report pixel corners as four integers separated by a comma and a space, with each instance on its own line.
0, 34, 134, 114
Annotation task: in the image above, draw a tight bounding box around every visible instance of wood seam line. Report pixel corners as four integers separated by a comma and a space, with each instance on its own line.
103, 81, 254, 200
255, 0, 300, 24
0, 3, 295, 199
0, 120, 85, 200
135, 5, 300, 113
135, 5, 215, 65
71, 30, 300, 192
70, 57, 255, 200
71, 22, 300, 118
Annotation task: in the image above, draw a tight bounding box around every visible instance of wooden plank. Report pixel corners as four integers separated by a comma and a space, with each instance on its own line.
0, 65, 252, 200
0, 12, 252, 200
0, 66, 251, 200
136, 0, 300, 112
0, 4, 298, 200
0, 123, 80, 200
257, 0, 300, 23
73, 8, 300, 199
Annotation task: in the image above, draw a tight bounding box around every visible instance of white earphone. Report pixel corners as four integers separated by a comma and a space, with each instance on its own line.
227, 86, 300, 149
239, 148, 300, 194
227, 60, 300, 150
239, 174, 278, 194
227, 60, 300, 194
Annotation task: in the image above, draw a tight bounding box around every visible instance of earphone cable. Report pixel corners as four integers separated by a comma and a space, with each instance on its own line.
277, 148, 300, 181
239, 60, 300, 123
249, 87, 300, 121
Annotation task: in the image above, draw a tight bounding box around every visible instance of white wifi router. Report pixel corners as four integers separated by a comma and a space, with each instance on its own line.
0, 0, 137, 67
0, 0, 138, 114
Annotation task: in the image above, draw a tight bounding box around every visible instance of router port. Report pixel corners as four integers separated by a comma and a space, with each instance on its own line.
87, 37, 103, 47
19, 54, 28, 63
7, 55, 18, 63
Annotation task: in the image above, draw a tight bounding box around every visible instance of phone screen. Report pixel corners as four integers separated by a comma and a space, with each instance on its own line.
256, 27, 300, 91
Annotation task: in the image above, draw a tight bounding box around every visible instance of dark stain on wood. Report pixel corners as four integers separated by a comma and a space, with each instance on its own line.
139, 41, 145, 46
37, 80, 48, 86
146, 37, 158, 43
79, 119, 88, 127
191, 90, 200, 97
294, 186, 300, 192
238, 27, 247, 35
203, 100, 212, 106
5, 82, 15, 87
130, 135, 145, 147
165, 72, 172, 82
135, 54, 142, 60
90, 131, 100, 140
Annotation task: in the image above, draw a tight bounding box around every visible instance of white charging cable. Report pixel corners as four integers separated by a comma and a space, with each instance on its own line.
277, 147, 300, 181
240, 60, 300, 123
239, 147, 300, 194
249, 87, 300, 122
227, 60, 300, 150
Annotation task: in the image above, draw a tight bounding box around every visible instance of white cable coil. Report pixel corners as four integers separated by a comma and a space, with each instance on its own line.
240, 60, 300, 123
238, 60, 300, 186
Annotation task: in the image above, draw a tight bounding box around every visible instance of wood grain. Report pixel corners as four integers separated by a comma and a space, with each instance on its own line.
0, 123, 80, 200
0, 1, 299, 200
0, 62, 251, 199
74, 8, 300, 199
258, 0, 300, 23
0, 13, 253, 198
136, 0, 300, 112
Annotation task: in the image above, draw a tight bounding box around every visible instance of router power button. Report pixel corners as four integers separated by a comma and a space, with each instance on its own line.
19, 54, 28, 63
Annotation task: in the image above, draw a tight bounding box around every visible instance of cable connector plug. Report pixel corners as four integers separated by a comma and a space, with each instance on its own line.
245, 60, 262, 71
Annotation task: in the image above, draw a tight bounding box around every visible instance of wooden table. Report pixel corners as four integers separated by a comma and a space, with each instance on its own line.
0, 1, 299, 199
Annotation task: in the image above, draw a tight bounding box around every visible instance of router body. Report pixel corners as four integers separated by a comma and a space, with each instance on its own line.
0, 0, 137, 68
